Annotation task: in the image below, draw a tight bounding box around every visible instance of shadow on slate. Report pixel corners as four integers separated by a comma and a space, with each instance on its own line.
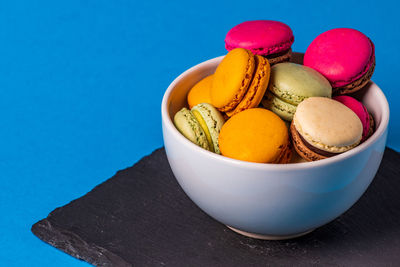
32, 147, 400, 266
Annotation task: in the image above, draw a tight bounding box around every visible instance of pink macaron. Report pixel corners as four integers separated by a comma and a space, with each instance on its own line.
304, 28, 375, 95
225, 20, 294, 65
333, 95, 374, 142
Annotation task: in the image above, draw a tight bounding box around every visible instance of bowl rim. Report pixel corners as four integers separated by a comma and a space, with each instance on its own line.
161, 56, 390, 171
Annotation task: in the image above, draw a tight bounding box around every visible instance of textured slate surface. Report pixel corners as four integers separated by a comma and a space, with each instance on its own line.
32, 147, 400, 266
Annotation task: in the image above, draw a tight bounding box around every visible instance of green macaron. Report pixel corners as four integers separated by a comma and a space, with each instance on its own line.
262, 62, 332, 121
174, 103, 225, 154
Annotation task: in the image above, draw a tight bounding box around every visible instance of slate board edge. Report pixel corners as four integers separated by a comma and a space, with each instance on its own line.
31, 219, 131, 267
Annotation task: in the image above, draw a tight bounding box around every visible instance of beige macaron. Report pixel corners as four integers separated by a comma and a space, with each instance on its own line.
291, 97, 363, 161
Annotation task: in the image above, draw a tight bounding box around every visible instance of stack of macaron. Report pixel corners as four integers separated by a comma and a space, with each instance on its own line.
174, 20, 376, 163
211, 48, 270, 117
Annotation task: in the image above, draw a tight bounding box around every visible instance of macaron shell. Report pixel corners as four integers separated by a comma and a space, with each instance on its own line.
218, 108, 289, 163
334, 57, 375, 94
191, 103, 225, 154
174, 108, 209, 150
333, 95, 370, 141
211, 48, 255, 112
225, 20, 294, 56
226, 55, 270, 117
268, 63, 332, 105
293, 97, 363, 153
261, 90, 297, 121
187, 75, 213, 109
304, 28, 374, 88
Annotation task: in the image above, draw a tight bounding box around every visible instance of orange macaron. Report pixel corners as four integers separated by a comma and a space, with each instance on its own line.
218, 108, 292, 163
187, 74, 213, 109
211, 48, 270, 117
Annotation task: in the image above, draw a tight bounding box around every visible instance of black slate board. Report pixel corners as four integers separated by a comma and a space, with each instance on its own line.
32, 147, 400, 266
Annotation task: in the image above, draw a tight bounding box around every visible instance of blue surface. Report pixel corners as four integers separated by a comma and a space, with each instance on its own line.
0, 0, 398, 265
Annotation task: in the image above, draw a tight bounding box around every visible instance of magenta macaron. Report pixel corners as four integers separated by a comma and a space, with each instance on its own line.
333, 95, 374, 142
304, 28, 375, 95
225, 20, 294, 65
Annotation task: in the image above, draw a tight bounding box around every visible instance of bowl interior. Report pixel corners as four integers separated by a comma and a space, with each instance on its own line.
167, 57, 221, 118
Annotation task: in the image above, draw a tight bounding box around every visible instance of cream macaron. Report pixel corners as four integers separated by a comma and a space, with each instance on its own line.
290, 97, 363, 161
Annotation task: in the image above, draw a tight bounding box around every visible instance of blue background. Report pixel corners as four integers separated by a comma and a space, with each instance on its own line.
0, 0, 398, 265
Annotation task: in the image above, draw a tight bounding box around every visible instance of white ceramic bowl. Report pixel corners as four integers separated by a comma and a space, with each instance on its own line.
161, 56, 390, 240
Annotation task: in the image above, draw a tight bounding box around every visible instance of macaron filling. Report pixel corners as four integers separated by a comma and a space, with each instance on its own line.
294, 118, 361, 153
263, 48, 292, 59
262, 90, 296, 121
225, 42, 293, 57
296, 128, 339, 157
192, 109, 214, 152
191, 103, 225, 154
290, 122, 326, 161
269, 84, 307, 105
334, 51, 375, 94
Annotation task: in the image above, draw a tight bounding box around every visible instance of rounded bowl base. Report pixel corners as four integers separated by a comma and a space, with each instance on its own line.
227, 226, 315, 240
